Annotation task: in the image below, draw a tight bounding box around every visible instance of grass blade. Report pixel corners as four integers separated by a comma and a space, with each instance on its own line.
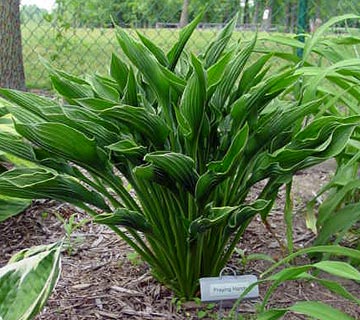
313, 261, 360, 281
289, 301, 355, 320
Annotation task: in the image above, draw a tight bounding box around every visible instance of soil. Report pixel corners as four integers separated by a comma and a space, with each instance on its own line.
0, 161, 359, 319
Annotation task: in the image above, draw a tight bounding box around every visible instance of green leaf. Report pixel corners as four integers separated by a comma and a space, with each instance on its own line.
190, 199, 270, 238
0, 242, 61, 320
0, 168, 110, 211
247, 99, 321, 155
196, 124, 249, 205
257, 309, 287, 320
300, 59, 360, 105
99, 105, 169, 147
246, 253, 276, 264
267, 265, 312, 282
167, 12, 204, 71
0, 89, 58, 120
313, 261, 360, 281
0, 113, 15, 135
94, 208, 151, 233
189, 206, 236, 237
315, 202, 360, 246
211, 123, 250, 174
0, 196, 31, 222
203, 14, 238, 68
122, 67, 139, 107
227, 199, 270, 231
262, 245, 360, 278
249, 116, 360, 184
33, 149, 79, 176
75, 97, 117, 111
211, 37, 256, 111
0, 132, 36, 162
288, 301, 355, 320
60, 105, 120, 146
159, 65, 186, 94
231, 70, 299, 132
107, 139, 147, 163
317, 178, 360, 226
135, 152, 198, 194
6, 104, 45, 125
261, 34, 305, 50
50, 75, 93, 101
136, 31, 169, 66
305, 275, 360, 305
303, 14, 360, 61
88, 75, 120, 102
326, 36, 360, 46
237, 54, 272, 95
40, 57, 89, 85
178, 55, 206, 140
116, 29, 170, 107
207, 51, 234, 93
284, 181, 293, 254
15, 122, 110, 174
110, 53, 129, 93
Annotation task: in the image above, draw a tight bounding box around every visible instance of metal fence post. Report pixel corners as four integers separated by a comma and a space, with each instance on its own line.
297, 0, 308, 58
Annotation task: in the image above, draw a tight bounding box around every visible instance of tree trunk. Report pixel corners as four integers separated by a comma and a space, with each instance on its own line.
290, 0, 297, 33
253, 0, 259, 25
243, 0, 250, 25
0, 0, 26, 90
285, 0, 297, 33
315, 0, 321, 19
179, 0, 189, 28
285, 0, 291, 32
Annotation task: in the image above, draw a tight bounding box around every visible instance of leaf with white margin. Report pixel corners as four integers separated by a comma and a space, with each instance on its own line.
0, 242, 61, 320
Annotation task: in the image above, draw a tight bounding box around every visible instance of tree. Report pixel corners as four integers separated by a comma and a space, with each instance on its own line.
20, 4, 47, 24
0, 0, 26, 90
285, 0, 297, 33
54, 0, 182, 28
179, 0, 189, 27
243, 0, 250, 25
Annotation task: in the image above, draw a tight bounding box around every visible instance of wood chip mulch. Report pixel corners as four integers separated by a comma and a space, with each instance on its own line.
1, 162, 359, 319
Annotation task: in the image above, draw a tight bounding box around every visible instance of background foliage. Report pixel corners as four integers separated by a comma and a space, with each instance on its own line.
20, 0, 360, 88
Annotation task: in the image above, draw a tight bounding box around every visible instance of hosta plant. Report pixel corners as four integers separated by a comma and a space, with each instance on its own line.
0, 15, 359, 298
0, 242, 62, 320
0, 103, 31, 222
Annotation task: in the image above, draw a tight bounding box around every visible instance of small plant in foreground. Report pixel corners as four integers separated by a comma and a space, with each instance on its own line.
54, 212, 90, 255
235, 248, 276, 272
230, 245, 360, 320
0, 13, 359, 298
126, 251, 143, 266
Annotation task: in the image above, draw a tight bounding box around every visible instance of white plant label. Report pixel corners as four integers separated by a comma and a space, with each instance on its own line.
200, 275, 259, 302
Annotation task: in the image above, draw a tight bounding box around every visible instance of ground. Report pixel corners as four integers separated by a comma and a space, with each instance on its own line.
0, 161, 359, 319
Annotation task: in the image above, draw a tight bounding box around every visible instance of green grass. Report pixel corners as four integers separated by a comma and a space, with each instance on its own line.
22, 22, 291, 89
20, 21, 360, 89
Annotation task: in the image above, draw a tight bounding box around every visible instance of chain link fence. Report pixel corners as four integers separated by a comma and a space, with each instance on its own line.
20, 0, 360, 88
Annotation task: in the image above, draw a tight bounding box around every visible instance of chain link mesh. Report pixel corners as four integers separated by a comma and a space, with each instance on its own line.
20, 0, 360, 88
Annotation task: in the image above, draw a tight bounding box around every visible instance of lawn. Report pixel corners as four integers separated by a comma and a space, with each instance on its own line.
21, 22, 290, 88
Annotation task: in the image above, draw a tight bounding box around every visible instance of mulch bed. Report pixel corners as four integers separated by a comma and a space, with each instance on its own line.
1, 162, 359, 319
